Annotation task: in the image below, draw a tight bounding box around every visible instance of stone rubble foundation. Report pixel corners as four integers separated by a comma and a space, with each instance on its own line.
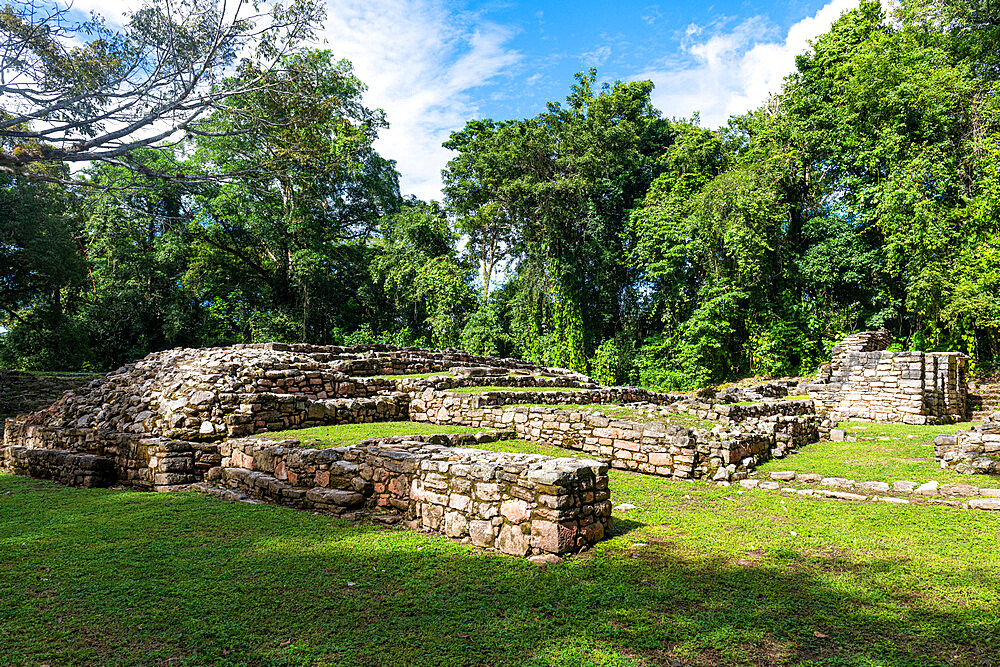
204, 437, 611, 556
934, 412, 1000, 474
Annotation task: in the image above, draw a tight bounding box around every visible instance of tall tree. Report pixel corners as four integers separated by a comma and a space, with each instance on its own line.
186, 48, 400, 343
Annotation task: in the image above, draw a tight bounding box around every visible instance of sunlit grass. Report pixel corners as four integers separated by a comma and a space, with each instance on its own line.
256, 421, 484, 448
3, 463, 998, 666
757, 421, 991, 485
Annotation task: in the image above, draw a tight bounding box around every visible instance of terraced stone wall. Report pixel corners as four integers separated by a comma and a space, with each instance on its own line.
210, 438, 612, 556
0, 446, 115, 487
1, 421, 221, 491
808, 331, 968, 424
0, 370, 97, 431
410, 392, 821, 481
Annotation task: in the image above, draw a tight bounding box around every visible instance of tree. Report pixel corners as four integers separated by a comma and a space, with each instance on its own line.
0, 0, 323, 182
444, 71, 672, 371
0, 171, 91, 369
185, 48, 401, 343
370, 201, 474, 347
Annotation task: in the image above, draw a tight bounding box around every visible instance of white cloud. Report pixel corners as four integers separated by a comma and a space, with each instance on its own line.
62, 0, 520, 201
582, 45, 612, 67
635, 0, 860, 128
320, 0, 521, 201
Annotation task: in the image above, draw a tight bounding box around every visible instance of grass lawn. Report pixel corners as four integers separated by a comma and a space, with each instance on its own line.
356, 372, 456, 380
446, 386, 579, 394
756, 421, 996, 486
3, 459, 999, 666
255, 421, 484, 447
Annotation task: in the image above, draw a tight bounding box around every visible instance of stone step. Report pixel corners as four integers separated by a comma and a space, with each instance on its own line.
214, 466, 366, 510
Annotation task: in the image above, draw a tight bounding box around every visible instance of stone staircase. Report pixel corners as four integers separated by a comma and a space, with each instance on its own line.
968, 382, 1000, 421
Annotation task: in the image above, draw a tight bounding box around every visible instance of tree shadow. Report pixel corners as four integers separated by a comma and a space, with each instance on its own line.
1, 475, 998, 667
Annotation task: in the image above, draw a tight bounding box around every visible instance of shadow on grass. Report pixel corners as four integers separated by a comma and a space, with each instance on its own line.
609, 517, 645, 538
0, 475, 997, 667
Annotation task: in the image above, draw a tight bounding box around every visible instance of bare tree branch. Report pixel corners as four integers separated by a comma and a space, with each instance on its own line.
0, 0, 324, 184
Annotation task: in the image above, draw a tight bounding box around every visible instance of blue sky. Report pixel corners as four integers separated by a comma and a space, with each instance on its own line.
319, 0, 860, 200
71, 0, 861, 200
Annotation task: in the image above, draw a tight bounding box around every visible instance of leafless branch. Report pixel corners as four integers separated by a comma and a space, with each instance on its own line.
0, 0, 324, 183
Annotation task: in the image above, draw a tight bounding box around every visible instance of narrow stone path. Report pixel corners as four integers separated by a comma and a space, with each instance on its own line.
735, 469, 1000, 511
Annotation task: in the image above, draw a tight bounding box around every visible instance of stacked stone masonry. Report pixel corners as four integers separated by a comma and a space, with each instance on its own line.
209, 437, 611, 556
409, 390, 824, 481
934, 412, 1000, 475
1, 344, 615, 556
2, 342, 833, 555
808, 331, 968, 424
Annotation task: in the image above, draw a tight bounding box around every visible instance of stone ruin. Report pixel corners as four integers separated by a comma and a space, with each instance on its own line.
2, 342, 833, 557
0, 370, 96, 434
808, 331, 968, 424
934, 411, 1000, 475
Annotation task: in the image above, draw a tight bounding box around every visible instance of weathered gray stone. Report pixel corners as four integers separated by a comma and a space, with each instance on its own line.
969, 498, 1000, 510
497, 524, 530, 556
940, 483, 980, 497
855, 481, 890, 493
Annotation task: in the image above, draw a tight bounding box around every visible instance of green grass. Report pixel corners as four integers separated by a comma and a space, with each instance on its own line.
446, 385, 578, 394
356, 371, 456, 380
3, 463, 999, 666
756, 421, 996, 486
462, 438, 594, 458
255, 421, 484, 448
510, 403, 717, 430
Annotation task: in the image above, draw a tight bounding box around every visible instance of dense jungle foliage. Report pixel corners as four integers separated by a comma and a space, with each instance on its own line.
2, 0, 998, 389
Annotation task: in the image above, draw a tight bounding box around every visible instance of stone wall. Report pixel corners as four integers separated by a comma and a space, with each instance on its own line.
208, 437, 611, 556
9, 344, 586, 441
650, 398, 820, 426
409, 391, 821, 481
0, 370, 98, 432
0, 446, 115, 487
1, 341, 835, 556
934, 412, 1000, 474
317, 344, 590, 380
808, 331, 968, 424
1, 420, 221, 491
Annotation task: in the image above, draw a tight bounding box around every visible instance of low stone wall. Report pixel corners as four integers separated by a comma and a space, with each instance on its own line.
211, 393, 411, 439
808, 331, 968, 424
59, 391, 410, 441
408, 385, 685, 408
317, 344, 589, 380
409, 391, 820, 481
1, 420, 221, 491
655, 399, 819, 426
934, 412, 1000, 475
209, 437, 611, 556
393, 375, 600, 392
0, 446, 115, 487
